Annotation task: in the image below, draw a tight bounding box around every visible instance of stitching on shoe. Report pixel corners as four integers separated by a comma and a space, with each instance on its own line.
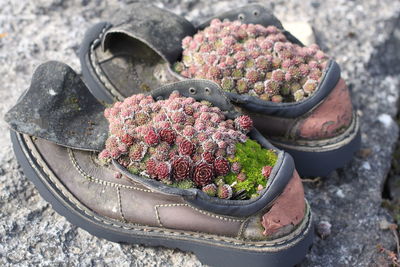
237, 217, 252, 238
154, 203, 244, 227
89, 25, 125, 102
154, 204, 164, 227
21, 134, 310, 248
117, 187, 127, 222
68, 148, 152, 192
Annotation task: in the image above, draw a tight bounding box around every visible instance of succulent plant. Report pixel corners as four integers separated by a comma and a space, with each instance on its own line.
234, 115, 253, 133
159, 128, 176, 145
262, 166, 273, 178
217, 184, 233, 199
172, 156, 191, 181
237, 172, 247, 182
214, 157, 230, 176
174, 19, 328, 103
178, 139, 196, 156
202, 184, 218, 197
100, 91, 278, 200
193, 162, 214, 186
156, 161, 171, 180
173, 179, 195, 190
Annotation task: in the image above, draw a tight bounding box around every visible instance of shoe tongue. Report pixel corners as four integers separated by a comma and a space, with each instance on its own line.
4, 61, 109, 152
101, 3, 196, 64
196, 4, 302, 46
197, 4, 284, 30
150, 79, 238, 118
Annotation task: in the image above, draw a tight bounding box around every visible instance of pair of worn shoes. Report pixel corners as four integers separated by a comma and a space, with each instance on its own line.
5, 4, 360, 267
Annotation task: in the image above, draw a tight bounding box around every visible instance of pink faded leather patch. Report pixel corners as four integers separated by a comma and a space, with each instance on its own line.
297, 78, 353, 139
261, 171, 305, 236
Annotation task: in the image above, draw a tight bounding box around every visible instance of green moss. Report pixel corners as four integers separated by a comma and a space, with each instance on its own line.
173, 62, 184, 73
170, 179, 195, 189
140, 83, 151, 92
200, 100, 212, 107
224, 139, 278, 198
127, 165, 140, 175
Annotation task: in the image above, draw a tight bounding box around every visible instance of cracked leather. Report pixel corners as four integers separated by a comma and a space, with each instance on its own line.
4, 61, 109, 151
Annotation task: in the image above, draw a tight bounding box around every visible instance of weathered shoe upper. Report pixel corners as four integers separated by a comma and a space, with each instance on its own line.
6, 61, 308, 241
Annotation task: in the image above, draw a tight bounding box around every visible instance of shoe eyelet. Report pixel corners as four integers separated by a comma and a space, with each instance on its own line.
204, 87, 211, 95
189, 87, 197, 94
253, 10, 259, 16
238, 13, 245, 20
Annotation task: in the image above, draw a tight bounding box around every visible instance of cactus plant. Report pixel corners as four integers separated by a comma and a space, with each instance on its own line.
174, 19, 328, 102
99, 91, 278, 199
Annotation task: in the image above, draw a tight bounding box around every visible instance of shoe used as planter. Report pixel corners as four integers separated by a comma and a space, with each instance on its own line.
6, 61, 313, 267
80, 3, 360, 177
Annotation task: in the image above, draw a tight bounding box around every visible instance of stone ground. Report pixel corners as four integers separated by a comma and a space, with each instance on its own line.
1, 0, 400, 266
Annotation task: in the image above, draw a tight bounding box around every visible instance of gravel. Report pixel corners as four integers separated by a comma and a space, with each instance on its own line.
0, 0, 399, 266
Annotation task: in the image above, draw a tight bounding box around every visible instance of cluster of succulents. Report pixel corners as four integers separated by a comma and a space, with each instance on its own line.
173, 19, 328, 102
99, 91, 277, 199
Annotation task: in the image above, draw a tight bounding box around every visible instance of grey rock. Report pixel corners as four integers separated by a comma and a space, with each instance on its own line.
0, 0, 399, 266
388, 175, 400, 200
316, 220, 332, 239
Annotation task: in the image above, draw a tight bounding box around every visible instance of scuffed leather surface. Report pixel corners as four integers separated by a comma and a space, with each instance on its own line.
296, 78, 353, 140
157, 204, 242, 236
261, 171, 305, 236
33, 137, 121, 220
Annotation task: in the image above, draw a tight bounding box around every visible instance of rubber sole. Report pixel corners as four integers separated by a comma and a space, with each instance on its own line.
11, 131, 313, 267
270, 114, 361, 177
